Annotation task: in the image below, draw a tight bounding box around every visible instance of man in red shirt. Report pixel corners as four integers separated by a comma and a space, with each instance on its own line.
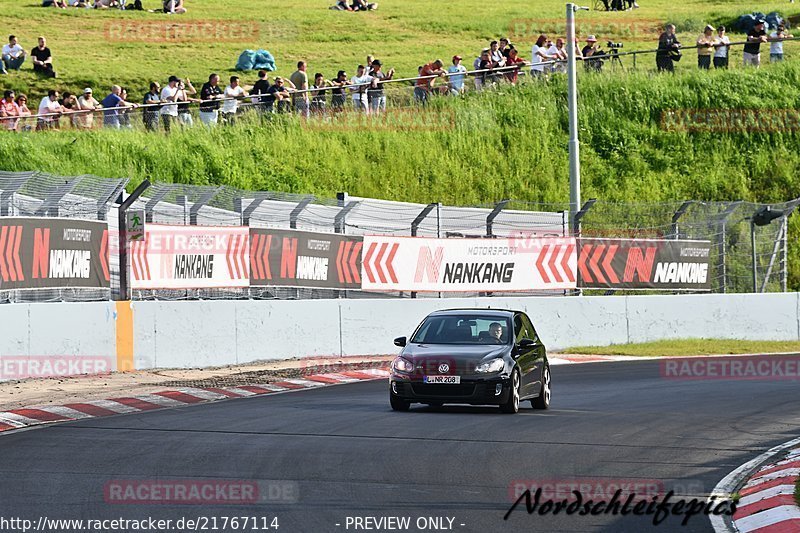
414, 59, 445, 104
1, 90, 21, 131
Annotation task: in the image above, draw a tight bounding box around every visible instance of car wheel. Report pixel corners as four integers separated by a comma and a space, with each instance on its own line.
531, 365, 551, 410
390, 392, 410, 412
500, 369, 520, 414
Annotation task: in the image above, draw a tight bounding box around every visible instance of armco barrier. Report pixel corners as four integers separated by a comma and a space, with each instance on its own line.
1, 294, 799, 378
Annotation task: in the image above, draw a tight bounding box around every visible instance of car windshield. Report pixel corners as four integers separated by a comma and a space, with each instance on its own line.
410, 315, 511, 345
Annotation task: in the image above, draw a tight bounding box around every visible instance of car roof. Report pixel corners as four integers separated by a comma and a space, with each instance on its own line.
427, 308, 520, 317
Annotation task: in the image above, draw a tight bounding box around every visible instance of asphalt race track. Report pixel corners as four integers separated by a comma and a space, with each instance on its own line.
2, 359, 799, 533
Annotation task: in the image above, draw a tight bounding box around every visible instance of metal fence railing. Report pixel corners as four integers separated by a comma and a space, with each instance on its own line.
1, 178, 797, 303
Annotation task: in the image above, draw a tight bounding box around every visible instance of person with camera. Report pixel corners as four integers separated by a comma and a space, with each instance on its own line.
581, 36, 604, 72
656, 24, 681, 72
696, 25, 715, 69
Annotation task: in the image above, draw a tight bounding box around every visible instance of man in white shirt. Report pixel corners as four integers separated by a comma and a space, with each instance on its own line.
447, 55, 467, 96
713, 25, 730, 69
349, 65, 372, 113
76, 87, 101, 129
2, 35, 26, 73
221, 75, 246, 124
159, 75, 180, 133
36, 89, 63, 130
547, 38, 567, 73
770, 24, 792, 62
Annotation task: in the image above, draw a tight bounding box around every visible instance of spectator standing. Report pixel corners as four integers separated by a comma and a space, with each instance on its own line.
310, 73, 331, 114
770, 24, 793, 62
118, 88, 133, 128
713, 26, 730, 69
2, 35, 26, 73
498, 38, 511, 58
142, 82, 161, 131
696, 25, 715, 69
656, 24, 681, 72
473, 48, 489, 91
31, 36, 56, 78
159, 75, 180, 132
199, 73, 223, 126
368, 59, 393, 113
582, 36, 603, 72
36, 89, 62, 130
478, 49, 498, 88
349, 64, 372, 112
221, 75, 246, 124
251, 70, 271, 113
290, 61, 310, 117
176, 78, 198, 127
76, 87, 101, 129
547, 38, 568, 73
415, 59, 445, 104
15, 94, 31, 131
330, 70, 348, 112
447, 55, 467, 95
1, 90, 20, 131
489, 40, 506, 68
102, 85, 136, 129
744, 19, 768, 67
530, 34, 553, 77
266, 76, 291, 113
504, 47, 527, 84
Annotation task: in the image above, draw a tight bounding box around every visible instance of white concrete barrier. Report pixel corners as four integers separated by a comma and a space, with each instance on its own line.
0, 293, 798, 374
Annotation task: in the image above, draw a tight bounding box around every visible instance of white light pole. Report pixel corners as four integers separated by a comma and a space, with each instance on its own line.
567, 3, 588, 236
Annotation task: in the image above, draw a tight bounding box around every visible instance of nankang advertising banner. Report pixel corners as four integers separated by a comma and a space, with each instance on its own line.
130, 225, 249, 289
577, 238, 712, 291
0, 217, 109, 290
360, 236, 577, 292
249, 228, 362, 290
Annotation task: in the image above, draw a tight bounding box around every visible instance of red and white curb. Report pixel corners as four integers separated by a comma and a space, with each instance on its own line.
0, 369, 390, 434
710, 437, 800, 533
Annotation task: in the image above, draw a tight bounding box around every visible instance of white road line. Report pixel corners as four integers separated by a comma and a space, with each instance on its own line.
133, 394, 192, 408
735, 505, 800, 532
744, 468, 800, 488
0, 414, 34, 428
176, 388, 229, 401
738, 484, 797, 507
38, 406, 93, 420
84, 399, 141, 414
220, 387, 258, 397
315, 373, 361, 382
283, 379, 325, 387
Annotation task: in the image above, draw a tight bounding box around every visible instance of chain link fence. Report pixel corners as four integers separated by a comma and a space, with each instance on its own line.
0, 171, 797, 301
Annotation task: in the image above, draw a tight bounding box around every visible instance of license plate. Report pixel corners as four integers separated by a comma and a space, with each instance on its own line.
423, 375, 460, 384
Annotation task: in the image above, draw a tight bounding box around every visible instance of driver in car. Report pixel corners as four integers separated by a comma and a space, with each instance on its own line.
488, 322, 504, 343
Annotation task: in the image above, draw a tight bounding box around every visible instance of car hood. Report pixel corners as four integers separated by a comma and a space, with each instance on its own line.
400, 343, 510, 376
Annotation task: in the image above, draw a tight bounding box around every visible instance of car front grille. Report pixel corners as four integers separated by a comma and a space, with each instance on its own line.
410, 383, 476, 397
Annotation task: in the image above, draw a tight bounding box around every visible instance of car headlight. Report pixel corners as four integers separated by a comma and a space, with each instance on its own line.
392, 357, 414, 373
475, 358, 505, 373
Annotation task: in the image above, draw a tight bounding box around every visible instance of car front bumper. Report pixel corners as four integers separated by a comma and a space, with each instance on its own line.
389, 373, 513, 405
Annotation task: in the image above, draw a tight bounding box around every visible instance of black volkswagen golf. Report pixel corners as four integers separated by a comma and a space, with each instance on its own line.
389, 309, 550, 414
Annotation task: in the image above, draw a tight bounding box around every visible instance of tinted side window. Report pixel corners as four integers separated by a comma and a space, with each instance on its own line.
521, 314, 538, 342
513, 314, 525, 343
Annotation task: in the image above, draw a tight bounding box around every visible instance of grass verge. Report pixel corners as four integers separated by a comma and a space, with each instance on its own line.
564, 339, 800, 357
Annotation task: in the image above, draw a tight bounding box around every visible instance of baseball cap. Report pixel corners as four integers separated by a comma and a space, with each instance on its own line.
83, 87, 92, 94
755, 19, 766, 25
586, 35, 597, 42
452, 55, 462, 61
704, 24, 715, 32
371, 59, 382, 66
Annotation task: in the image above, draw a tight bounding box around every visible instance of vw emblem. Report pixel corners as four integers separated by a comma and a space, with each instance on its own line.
438, 363, 450, 374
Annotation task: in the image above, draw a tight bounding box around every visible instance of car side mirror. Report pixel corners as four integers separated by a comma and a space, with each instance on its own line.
394, 336, 407, 347
518, 338, 538, 349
